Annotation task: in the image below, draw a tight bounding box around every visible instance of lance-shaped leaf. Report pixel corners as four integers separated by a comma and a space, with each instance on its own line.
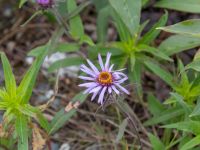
155, 0, 200, 13
67, 0, 84, 39
109, 0, 141, 36
48, 92, 88, 135
139, 11, 168, 45
157, 19, 200, 37
15, 114, 28, 150
162, 121, 200, 135
148, 133, 165, 150
0, 53, 16, 97
181, 135, 200, 150
159, 35, 200, 56
17, 27, 63, 104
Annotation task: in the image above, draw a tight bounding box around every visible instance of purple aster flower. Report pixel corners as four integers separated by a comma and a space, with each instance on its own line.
36, 0, 54, 8
79, 52, 130, 105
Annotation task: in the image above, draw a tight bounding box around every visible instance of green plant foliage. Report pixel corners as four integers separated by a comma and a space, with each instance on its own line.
109, 0, 141, 36
158, 19, 200, 37
155, 0, 200, 13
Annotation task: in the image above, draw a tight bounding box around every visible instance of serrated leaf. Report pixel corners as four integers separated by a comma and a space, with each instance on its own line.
109, 0, 141, 36
155, 0, 200, 13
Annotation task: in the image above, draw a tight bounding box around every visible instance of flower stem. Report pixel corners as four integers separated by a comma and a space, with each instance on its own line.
115, 100, 143, 150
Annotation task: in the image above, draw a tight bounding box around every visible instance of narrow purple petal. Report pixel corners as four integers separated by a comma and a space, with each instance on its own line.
114, 83, 130, 95
109, 64, 114, 72
113, 72, 127, 78
89, 86, 102, 94
108, 87, 112, 93
78, 76, 95, 81
98, 86, 107, 104
83, 83, 98, 94
87, 59, 100, 74
80, 65, 96, 77
115, 74, 128, 84
113, 72, 128, 80
79, 82, 97, 87
111, 85, 120, 95
105, 52, 111, 71
91, 90, 100, 101
98, 54, 105, 70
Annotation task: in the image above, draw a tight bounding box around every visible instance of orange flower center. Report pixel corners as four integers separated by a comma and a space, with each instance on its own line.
98, 72, 112, 84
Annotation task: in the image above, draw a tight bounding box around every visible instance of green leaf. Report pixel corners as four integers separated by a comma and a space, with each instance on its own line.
144, 60, 175, 87
130, 53, 136, 72
158, 19, 200, 37
67, 0, 84, 39
147, 93, 165, 116
19, 0, 27, 8
159, 35, 200, 56
96, 6, 111, 43
128, 60, 143, 99
185, 59, 200, 72
17, 28, 63, 104
80, 34, 95, 46
36, 110, 51, 132
48, 57, 83, 72
144, 107, 184, 126
109, 0, 142, 36
170, 93, 191, 114
15, 114, 28, 150
17, 47, 47, 104
56, 43, 80, 52
190, 99, 200, 117
181, 135, 200, 150
138, 45, 173, 61
139, 11, 168, 45
48, 92, 88, 135
28, 43, 80, 57
28, 45, 46, 57
162, 121, 200, 135
1, 53, 16, 97
155, 0, 200, 13
148, 133, 165, 150
116, 118, 128, 143
111, 10, 132, 42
